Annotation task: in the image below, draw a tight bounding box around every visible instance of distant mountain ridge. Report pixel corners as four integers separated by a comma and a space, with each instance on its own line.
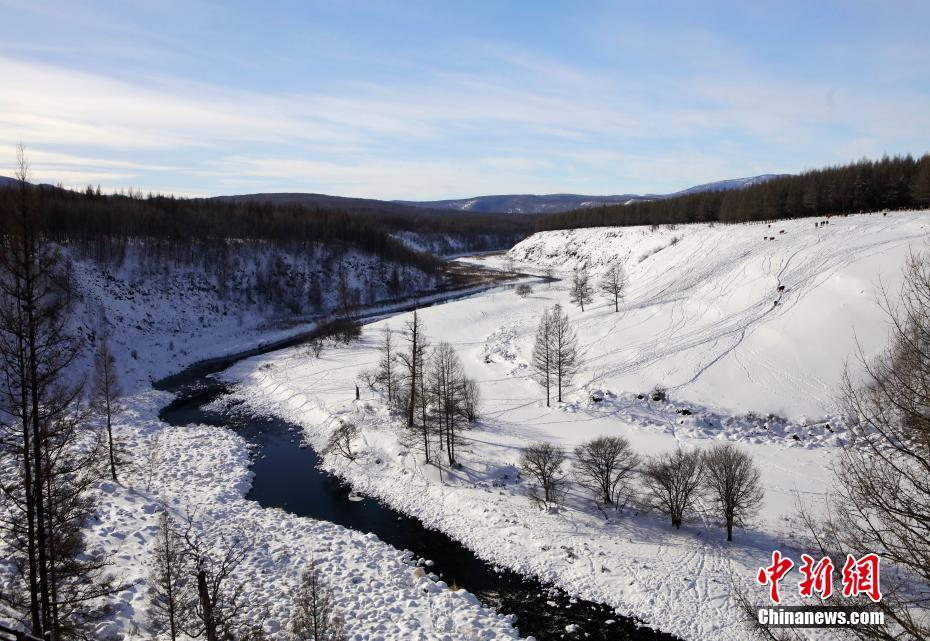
0, 173, 788, 215
396, 175, 787, 214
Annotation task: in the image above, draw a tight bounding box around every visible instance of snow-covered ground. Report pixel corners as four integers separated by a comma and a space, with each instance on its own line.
222, 210, 930, 640
1, 243, 526, 639
81, 391, 521, 640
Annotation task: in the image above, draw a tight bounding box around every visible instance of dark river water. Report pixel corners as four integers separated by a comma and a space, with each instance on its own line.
154, 294, 681, 641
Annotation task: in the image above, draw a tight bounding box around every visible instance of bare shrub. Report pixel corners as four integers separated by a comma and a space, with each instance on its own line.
641, 448, 703, 528
323, 422, 359, 462
515, 283, 533, 298
308, 337, 324, 358
702, 443, 763, 542
462, 378, 480, 423
573, 436, 640, 508
519, 442, 566, 505
357, 369, 378, 391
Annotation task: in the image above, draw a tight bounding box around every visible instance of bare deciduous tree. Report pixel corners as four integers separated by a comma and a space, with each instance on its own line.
519, 442, 566, 506
542, 266, 554, 288
397, 310, 431, 462
323, 421, 359, 462
822, 249, 930, 638
396, 310, 427, 431
427, 341, 473, 466
531, 308, 554, 407
573, 436, 640, 508
737, 251, 930, 641
599, 262, 626, 313
0, 145, 117, 639
641, 448, 703, 528
147, 507, 185, 641
289, 563, 346, 641
702, 443, 763, 542
569, 267, 594, 311
550, 305, 580, 403
514, 283, 532, 298
375, 325, 398, 405
92, 335, 123, 482
179, 518, 255, 641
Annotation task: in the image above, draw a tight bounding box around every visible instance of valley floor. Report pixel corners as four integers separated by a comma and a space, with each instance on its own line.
220, 210, 930, 640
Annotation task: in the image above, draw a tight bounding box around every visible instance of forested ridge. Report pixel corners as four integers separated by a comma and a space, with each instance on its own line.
0, 187, 440, 272
538, 154, 930, 231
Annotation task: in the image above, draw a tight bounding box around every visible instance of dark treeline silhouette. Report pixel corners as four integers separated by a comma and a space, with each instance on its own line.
1, 187, 439, 272
209, 192, 536, 253
351, 209, 534, 253
538, 154, 930, 231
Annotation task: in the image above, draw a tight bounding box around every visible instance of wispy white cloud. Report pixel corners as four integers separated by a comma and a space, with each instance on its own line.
2, 3, 929, 201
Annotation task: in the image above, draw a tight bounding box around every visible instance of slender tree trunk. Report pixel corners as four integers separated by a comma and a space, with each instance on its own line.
22, 403, 41, 633
25, 230, 52, 634
45, 452, 60, 640
197, 569, 217, 641
14, 296, 41, 633
419, 372, 429, 463
106, 400, 117, 482
406, 313, 418, 428
165, 522, 178, 641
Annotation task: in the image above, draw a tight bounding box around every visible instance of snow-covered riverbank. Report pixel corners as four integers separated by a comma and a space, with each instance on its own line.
221, 210, 930, 641
2, 268, 529, 639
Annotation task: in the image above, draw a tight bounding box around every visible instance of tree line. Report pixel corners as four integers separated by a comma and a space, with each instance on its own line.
0, 184, 441, 275
538, 154, 930, 231
519, 437, 761, 543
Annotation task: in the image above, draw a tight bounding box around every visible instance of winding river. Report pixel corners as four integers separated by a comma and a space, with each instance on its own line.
154, 287, 680, 641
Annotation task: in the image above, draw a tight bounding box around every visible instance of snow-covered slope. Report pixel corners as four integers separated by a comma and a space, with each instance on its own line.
221, 210, 930, 641
508, 211, 930, 417
67, 240, 437, 391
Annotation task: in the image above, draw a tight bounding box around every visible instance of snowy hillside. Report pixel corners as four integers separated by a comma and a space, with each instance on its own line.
508, 211, 930, 417
220, 210, 930, 641
66, 240, 438, 390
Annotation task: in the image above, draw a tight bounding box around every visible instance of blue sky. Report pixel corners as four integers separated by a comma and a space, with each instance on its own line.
3, 1, 930, 199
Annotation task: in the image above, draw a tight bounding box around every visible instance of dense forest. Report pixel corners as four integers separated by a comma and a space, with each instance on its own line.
209, 191, 537, 253
538, 154, 930, 231
0, 183, 460, 323
8, 187, 439, 271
